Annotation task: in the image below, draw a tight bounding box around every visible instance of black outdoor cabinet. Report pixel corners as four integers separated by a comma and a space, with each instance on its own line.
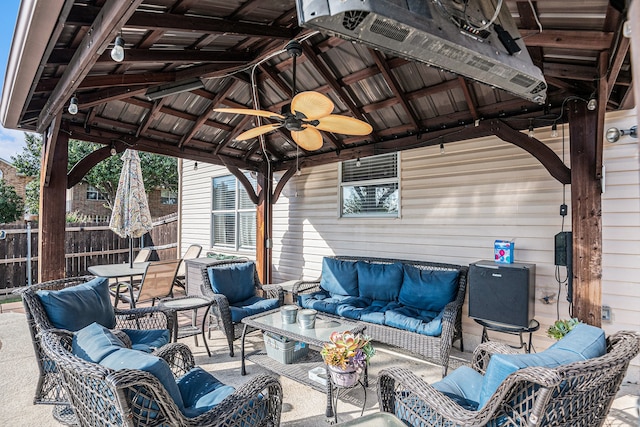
468, 260, 536, 328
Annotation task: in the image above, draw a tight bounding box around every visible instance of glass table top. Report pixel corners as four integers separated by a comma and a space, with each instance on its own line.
249, 309, 359, 343
160, 296, 211, 310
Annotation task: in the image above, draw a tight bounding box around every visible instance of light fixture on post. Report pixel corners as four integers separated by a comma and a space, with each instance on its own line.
111, 35, 125, 62
68, 96, 78, 115
145, 78, 205, 100
587, 93, 597, 111
551, 122, 558, 138
605, 126, 637, 143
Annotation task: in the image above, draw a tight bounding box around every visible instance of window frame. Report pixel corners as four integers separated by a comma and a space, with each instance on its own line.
338, 152, 401, 218
210, 174, 256, 251
86, 184, 106, 201
160, 188, 178, 205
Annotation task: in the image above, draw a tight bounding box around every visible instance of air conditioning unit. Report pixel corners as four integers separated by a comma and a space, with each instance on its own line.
296, 0, 547, 104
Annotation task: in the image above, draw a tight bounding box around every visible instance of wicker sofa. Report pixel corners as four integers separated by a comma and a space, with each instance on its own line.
377, 326, 640, 426
293, 256, 468, 376
40, 327, 283, 427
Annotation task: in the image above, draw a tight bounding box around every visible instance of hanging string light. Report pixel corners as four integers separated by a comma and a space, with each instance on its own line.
111, 35, 125, 62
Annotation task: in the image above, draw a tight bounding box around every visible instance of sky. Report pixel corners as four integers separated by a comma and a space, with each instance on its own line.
0, 0, 27, 163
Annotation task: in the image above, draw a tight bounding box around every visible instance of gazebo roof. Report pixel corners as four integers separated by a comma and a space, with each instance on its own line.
0, 0, 630, 175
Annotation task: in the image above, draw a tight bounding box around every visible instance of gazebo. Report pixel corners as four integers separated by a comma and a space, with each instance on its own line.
1, 0, 637, 327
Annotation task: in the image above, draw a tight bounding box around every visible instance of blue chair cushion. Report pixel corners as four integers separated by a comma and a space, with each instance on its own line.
208, 262, 256, 305
384, 306, 443, 336
478, 324, 606, 407
100, 347, 185, 412
229, 296, 280, 323
319, 258, 359, 297
37, 277, 116, 331
337, 299, 400, 325
356, 261, 403, 301
432, 366, 483, 410
122, 329, 171, 353
298, 291, 354, 315
72, 322, 125, 363
399, 266, 459, 312
177, 367, 236, 418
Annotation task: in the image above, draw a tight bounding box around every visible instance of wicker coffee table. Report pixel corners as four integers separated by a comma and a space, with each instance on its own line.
240, 308, 366, 419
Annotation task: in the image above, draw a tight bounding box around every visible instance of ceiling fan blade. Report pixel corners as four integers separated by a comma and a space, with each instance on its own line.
291, 127, 323, 151
315, 115, 373, 135
291, 91, 334, 120
236, 124, 281, 141
214, 108, 284, 120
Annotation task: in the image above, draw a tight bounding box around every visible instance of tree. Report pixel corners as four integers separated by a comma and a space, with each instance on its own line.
0, 179, 24, 223
12, 134, 178, 213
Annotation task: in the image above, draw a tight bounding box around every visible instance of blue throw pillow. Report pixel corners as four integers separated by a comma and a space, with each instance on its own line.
177, 367, 236, 417
319, 258, 359, 297
122, 329, 171, 353
37, 277, 116, 331
72, 322, 125, 363
356, 261, 403, 301
100, 347, 185, 412
208, 262, 256, 304
398, 266, 459, 312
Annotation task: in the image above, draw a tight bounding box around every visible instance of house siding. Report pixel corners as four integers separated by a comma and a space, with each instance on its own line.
180, 109, 639, 382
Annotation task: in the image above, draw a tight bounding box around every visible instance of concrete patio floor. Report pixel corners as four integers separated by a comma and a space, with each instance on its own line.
1, 301, 638, 426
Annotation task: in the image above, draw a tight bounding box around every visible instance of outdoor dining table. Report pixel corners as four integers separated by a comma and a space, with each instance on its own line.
87, 261, 149, 279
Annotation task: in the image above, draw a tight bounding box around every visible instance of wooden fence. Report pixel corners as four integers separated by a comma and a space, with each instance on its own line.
0, 213, 177, 294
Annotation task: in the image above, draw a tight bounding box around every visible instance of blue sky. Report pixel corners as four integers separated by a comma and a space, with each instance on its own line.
0, 0, 27, 163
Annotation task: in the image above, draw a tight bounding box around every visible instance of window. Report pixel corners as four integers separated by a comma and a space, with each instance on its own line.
86, 185, 106, 200
160, 189, 178, 205
211, 175, 256, 250
340, 153, 399, 217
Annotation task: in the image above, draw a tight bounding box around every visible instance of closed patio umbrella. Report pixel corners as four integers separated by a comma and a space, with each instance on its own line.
109, 149, 153, 267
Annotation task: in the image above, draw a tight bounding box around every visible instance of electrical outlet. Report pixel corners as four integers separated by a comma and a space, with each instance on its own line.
602, 305, 612, 321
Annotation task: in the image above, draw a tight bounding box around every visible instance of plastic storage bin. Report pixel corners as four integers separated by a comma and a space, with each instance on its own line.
263, 332, 308, 364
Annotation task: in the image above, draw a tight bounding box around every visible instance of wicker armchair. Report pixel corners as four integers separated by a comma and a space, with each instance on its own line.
377, 330, 640, 427
200, 259, 284, 356
15, 276, 189, 407
40, 329, 283, 427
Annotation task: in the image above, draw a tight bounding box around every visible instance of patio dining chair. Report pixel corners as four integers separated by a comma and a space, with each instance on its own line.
171, 244, 203, 294
200, 259, 284, 356
112, 259, 181, 309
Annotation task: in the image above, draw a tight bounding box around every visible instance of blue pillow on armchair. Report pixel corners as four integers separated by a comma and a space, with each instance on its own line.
37, 277, 116, 331
207, 262, 256, 304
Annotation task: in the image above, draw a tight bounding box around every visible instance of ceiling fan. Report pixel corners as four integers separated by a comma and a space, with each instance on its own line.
214, 40, 373, 151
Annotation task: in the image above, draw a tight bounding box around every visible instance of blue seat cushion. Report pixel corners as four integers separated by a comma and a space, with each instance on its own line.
37, 277, 116, 331
337, 299, 400, 325
122, 329, 171, 353
229, 296, 280, 323
298, 291, 353, 315
399, 266, 459, 312
384, 306, 443, 336
478, 324, 606, 407
72, 322, 125, 363
432, 366, 483, 410
177, 367, 236, 418
208, 262, 256, 304
320, 258, 359, 297
100, 347, 185, 412
356, 261, 403, 301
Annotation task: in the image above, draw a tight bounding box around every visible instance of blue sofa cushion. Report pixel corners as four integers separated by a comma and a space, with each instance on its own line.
337, 299, 400, 325
122, 329, 171, 353
208, 262, 255, 304
384, 306, 443, 336
229, 296, 280, 323
432, 366, 483, 410
72, 322, 125, 363
298, 291, 353, 315
478, 324, 606, 407
320, 258, 359, 297
356, 261, 404, 301
399, 266, 459, 312
100, 347, 185, 412
177, 367, 236, 418
37, 277, 116, 331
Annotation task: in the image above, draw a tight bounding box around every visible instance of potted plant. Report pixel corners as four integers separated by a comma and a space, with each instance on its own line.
547, 318, 581, 340
321, 331, 375, 387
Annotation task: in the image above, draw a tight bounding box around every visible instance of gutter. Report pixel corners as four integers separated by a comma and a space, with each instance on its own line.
1, 0, 66, 130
